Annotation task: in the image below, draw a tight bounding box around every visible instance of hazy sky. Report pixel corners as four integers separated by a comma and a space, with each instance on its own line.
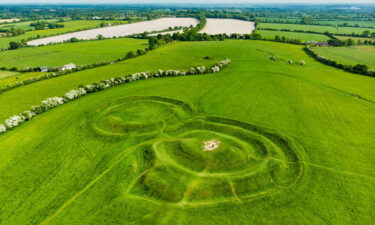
0, 0, 374, 4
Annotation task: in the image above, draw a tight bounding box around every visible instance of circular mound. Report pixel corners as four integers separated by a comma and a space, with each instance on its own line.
91, 96, 304, 208
91, 96, 194, 136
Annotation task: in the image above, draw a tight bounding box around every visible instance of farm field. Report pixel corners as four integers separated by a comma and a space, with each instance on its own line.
0, 38, 148, 68
0, 72, 47, 90
0, 19, 60, 31
258, 22, 375, 35
0, 40, 374, 225
0, 20, 125, 49
0, 18, 20, 23
199, 18, 255, 34
314, 46, 375, 70
0, 70, 19, 79
335, 35, 375, 42
315, 20, 375, 28
27, 18, 199, 46
258, 30, 331, 42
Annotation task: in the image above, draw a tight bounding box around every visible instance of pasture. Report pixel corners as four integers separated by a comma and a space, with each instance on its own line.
314, 46, 375, 70
0, 40, 374, 225
258, 30, 331, 42
258, 22, 375, 35
0, 38, 148, 68
199, 18, 255, 35
27, 18, 199, 46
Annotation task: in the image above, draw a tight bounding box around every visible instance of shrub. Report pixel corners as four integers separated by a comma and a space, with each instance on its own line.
0, 124, 6, 133
300, 60, 306, 66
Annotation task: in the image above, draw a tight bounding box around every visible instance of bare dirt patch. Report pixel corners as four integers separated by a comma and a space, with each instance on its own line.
199, 18, 255, 35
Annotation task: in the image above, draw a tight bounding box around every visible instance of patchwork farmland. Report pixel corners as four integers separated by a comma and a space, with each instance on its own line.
0, 4, 374, 225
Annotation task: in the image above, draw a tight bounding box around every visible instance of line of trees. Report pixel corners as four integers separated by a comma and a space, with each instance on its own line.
304, 47, 374, 77
0, 58, 231, 134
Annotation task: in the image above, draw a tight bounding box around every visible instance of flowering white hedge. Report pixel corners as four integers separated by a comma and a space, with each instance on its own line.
0, 124, 6, 133
0, 58, 231, 134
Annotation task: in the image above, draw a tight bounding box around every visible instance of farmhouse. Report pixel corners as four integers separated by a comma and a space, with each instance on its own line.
60, 63, 77, 71
38, 66, 49, 72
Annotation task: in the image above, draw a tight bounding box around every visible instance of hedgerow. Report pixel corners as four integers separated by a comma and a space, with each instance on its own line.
0, 58, 231, 134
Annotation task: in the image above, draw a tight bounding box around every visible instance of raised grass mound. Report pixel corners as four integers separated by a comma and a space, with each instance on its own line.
91, 96, 304, 208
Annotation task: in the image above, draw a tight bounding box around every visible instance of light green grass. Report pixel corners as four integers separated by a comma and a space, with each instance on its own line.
0, 20, 126, 49
0, 19, 60, 31
258, 22, 375, 35
0, 38, 148, 68
0, 70, 20, 79
258, 30, 330, 42
314, 46, 375, 70
315, 20, 375, 28
335, 35, 375, 42
0, 40, 374, 225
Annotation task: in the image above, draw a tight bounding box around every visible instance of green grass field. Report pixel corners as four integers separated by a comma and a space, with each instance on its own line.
255, 18, 375, 28
0, 19, 60, 31
258, 22, 375, 35
258, 30, 331, 42
0, 20, 126, 49
314, 46, 375, 70
315, 20, 375, 28
0, 70, 19, 79
335, 35, 375, 42
0, 40, 374, 225
0, 38, 148, 68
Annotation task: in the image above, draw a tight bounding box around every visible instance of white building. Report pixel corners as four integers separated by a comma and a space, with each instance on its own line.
60, 63, 77, 71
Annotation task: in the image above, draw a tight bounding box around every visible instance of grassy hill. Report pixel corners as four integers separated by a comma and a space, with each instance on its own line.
0, 40, 374, 225
0, 38, 148, 68
314, 46, 375, 70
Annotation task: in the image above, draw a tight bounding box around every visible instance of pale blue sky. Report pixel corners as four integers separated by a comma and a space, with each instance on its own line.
0, 0, 374, 4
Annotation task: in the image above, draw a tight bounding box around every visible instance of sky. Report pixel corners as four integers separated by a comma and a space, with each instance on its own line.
0, 0, 374, 4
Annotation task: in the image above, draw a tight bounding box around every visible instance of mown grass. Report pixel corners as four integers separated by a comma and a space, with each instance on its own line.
0, 40, 374, 225
0, 38, 148, 68
258, 22, 375, 35
314, 46, 375, 70
0, 70, 19, 79
257, 30, 330, 42
0, 20, 126, 49
335, 35, 375, 42
0, 19, 60, 31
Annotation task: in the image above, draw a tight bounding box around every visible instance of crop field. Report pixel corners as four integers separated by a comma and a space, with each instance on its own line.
0, 20, 125, 49
0, 19, 60, 31
314, 46, 375, 70
0, 38, 148, 68
257, 30, 331, 42
0, 18, 20, 23
27, 18, 199, 46
199, 18, 255, 35
335, 35, 375, 42
0, 70, 19, 79
0, 40, 374, 225
258, 22, 375, 35
315, 20, 375, 28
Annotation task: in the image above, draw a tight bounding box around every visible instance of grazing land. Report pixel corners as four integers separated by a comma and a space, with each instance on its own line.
314, 46, 375, 70
0, 40, 374, 225
27, 18, 199, 46
0, 38, 148, 68
258, 22, 375, 35
0, 4, 374, 225
0, 18, 20, 23
199, 18, 255, 34
335, 35, 375, 42
258, 30, 331, 42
